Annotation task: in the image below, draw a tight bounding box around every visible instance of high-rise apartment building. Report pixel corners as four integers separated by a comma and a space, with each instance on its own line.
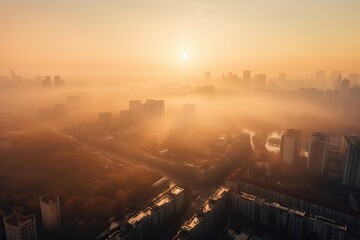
341, 135, 360, 188
253, 74, 266, 88
129, 100, 144, 123
333, 75, 342, 90
39, 192, 61, 231
307, 132, 329, 175
143, 99, 164, 120
54, 75, 65, 87
341, 79, 350, 96
330, 71, 342, 90
4, 212, 37, 240
307, 214, 347, 240
242, 71, 251, 86
280, 129, 302, 164
279, 73, 287, 83
42, 76, 51, 88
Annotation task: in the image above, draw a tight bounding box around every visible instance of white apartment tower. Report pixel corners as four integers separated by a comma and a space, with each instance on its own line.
4, 212, 37, 240
39, 192, 61, 231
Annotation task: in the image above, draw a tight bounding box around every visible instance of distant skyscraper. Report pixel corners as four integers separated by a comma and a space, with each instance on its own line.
129, 100, 144, 123
341, 135, 360, 188
129, 100, 142, 111
340, 79, 350, 96
307, 132, 329, 175
348, 73, 360, 86
121, 99, 165, 126
221, 72, 240, 84
279, 73, 287, 82
4, 212, 37, 240
39, 192, 61, 231
9, 70, 15, 81
8, 69, 22, 84
330, 71, 342, 85
253, 74, 266, 88
280, 129, 302, 164
242, 71, 251, 86
98, 112, 113, 126
42, 76, 51, 88
54, 75, 65, 87
35, 75, 44, 82
205, 71, 211, 82
333, 75, 342, 90
330, 71, 342, 80
143, 99, 164, 120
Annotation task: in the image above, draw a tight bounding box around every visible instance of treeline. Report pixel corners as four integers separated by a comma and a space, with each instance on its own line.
0, 129, 159, 239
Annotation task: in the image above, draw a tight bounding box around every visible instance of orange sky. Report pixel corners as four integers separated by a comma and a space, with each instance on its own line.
1, 0, 360, 73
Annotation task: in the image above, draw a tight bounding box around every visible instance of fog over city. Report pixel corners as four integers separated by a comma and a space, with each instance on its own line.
1, 1, 360, 240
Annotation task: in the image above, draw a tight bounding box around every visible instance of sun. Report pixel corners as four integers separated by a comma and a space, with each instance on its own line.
181, 52, 188, 60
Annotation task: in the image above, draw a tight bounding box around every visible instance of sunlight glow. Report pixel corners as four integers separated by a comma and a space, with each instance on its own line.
181, 52, 188, 60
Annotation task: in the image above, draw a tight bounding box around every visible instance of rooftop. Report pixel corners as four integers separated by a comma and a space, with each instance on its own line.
182, 214, 204, 231
171, 186, 184, 195
40, 192, 59, 205
289, 208, 306, 217
344, 135, 360, 146
202, 200, 215, 213
210, 186, 230, 201
283, 129, 302, 136
311, 214, 347, 231
4, 212, 34, 227
239, 191, 257, 201
267, 202, 289, 211
228, 175, 360, 218
311, 132, 329, 141
127, 207, 152, 226
154, 195, 172, 207
172, 230, 191, 240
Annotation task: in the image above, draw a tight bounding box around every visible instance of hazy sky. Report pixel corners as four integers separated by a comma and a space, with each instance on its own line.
1, 0, 360, 73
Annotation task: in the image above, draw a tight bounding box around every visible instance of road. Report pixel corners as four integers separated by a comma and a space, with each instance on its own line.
54, 127, 218, 202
